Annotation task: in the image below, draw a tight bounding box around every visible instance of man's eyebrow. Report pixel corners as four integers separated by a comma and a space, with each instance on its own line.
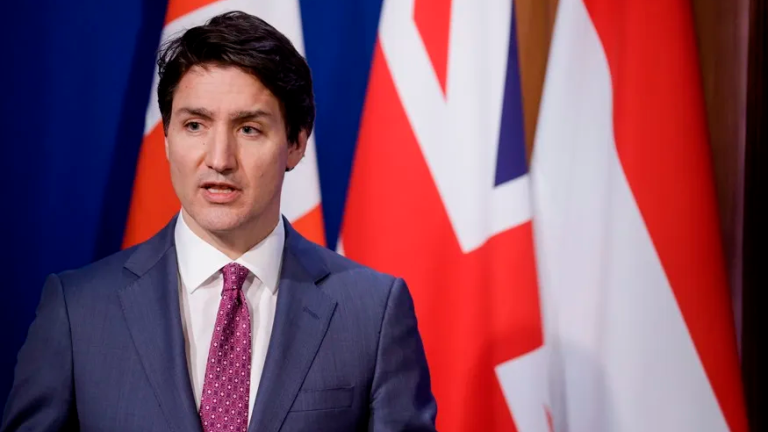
175, 107, 215, 120
230, 109, 272, 121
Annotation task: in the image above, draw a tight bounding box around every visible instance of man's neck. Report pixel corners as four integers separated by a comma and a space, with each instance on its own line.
181, 210, 279, 260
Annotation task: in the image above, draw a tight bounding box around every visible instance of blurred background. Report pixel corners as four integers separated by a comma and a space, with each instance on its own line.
0, 0, 764, 431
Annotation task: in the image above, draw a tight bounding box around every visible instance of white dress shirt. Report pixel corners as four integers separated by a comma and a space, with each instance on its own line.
174, 212, 284, 424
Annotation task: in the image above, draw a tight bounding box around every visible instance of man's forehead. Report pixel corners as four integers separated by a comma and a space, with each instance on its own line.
173, 67, 280, 116
174, 106, 274, 120
178, 65, 273, 94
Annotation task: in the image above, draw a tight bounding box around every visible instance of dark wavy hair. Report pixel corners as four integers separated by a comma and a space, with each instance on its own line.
156, 11, 315, 145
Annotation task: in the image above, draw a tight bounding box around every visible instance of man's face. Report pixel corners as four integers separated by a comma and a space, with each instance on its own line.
166, 64, 305, 238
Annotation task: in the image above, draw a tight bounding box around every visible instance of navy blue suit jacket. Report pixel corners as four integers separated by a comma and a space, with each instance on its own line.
1, 217, 437, 431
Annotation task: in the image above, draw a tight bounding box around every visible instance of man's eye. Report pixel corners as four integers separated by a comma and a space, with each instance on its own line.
185, 122, 202, 131
241, 126, 260, 135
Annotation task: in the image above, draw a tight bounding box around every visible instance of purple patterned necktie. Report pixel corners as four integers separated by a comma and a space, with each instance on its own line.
199, 263, 252, 432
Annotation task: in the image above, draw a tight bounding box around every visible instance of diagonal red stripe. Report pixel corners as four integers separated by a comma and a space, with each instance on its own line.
545, 404, 554, 432
583, 2, 748, 431
413, 0, 453, 96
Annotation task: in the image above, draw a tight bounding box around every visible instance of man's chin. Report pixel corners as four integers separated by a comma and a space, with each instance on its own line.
198, 219, 244, 234
189, 208, 247, 234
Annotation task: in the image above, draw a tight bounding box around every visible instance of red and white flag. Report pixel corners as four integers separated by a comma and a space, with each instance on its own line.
531, 1, 748, 431
123, 0, 325, 248
341, 1, 549, 430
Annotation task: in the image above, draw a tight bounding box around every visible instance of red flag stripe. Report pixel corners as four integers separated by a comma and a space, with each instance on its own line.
583, 2, 748, 431
165, 0, 220, 24
124, 123, 180, 248
413, 0, 453, 95
290, 204, 325, 247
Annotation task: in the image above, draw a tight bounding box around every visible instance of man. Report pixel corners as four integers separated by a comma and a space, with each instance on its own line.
2, 11, 437, 432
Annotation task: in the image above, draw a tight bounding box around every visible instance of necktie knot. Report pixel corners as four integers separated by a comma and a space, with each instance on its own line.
222, 262, 249, 292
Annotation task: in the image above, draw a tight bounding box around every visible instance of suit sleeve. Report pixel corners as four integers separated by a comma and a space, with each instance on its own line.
1, 274, 78, 431
369, 277, 437, 431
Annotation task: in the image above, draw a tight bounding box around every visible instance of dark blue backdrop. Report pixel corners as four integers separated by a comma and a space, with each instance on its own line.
0, 0, 383, 409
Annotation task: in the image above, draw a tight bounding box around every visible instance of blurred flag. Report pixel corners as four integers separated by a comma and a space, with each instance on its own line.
531, 1, 748, 431
341, 1, 549, 431
123, 0, 325, 248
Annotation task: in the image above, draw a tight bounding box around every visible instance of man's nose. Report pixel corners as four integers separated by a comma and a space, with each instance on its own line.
205, 126, 237, 173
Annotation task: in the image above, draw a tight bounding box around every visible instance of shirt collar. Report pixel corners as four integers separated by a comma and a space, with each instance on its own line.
174, 212, 285, 294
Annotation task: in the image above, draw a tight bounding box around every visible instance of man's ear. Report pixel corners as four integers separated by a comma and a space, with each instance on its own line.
286, 129, 308, 172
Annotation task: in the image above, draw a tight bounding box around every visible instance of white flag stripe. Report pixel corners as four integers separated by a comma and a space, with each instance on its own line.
531, 1, 729, 431
495, 346, 552, 432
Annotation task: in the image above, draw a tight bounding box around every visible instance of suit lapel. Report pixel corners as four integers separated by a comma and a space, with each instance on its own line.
248, 220, 337, 432
119, 219, 202, 432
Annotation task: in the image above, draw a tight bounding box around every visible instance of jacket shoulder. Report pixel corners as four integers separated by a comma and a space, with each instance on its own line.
301, 241, 399, 289
55, 218, 176, 295
54, 245, 141, 297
